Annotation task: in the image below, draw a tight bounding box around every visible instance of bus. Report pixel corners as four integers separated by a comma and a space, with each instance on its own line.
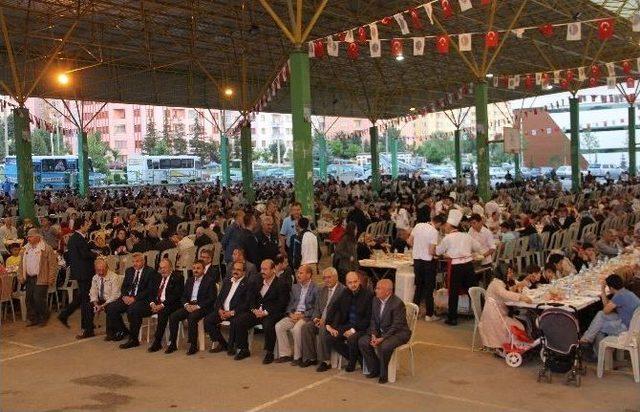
127, 155, 202, 185
4, 155, 106, 190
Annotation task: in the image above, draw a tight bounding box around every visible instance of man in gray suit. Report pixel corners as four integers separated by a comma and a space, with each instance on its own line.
300, 267, 345, 370
358, 279, 411, 384
274, 264, 318, 365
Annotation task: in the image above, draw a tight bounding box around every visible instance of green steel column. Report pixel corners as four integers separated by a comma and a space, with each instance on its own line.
628, 105, 636, 178
454, 128, 462, 181
77, 130, 89, 197
240, 123, 255, 203
514, 153, 522, 181
391, 136, 398, 179
318, 132, 327, 182
370, 125, 380, 191
569, 97, 581, 192
289, 50, 314, 217
14, 108, 35, 221
220, 132, 230, 187
475, 82, 490, 201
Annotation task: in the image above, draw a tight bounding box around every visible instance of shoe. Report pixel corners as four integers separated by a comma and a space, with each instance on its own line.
104, 335, 114, 342
444, 319, 458, 326
186, 346, 199, 356
262, 352, 274, 364
378, 377, 388, 384
148, 342, 162, 353
113, 332, 127, 341
26, 321, 39, 327
234, 349, 251, 360
209, 343, 228, 354
300, 359, 318, 368
76, 331, 95, 340
290, 359, 301, 366
424, 315, 441, 322
274, 356, 293, 364
58, 315, 70, 328
345, 363, 356, 372
165, 345, 177, 354
119, 340, 140, 349
316, 362, 331, 372
227, 348, 236, 356
366, 371, 380, 379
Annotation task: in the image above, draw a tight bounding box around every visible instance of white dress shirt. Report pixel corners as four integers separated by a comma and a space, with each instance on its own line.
223, 276, 244, 311
159, 274, 171, 302
468, 226, 495, 265
436, 231, 485, 265
411, 223, 439, 261
190, 275, 203, 302
300, 231, 318, 265
23, 241, 45, 276
261, 276, 274, 297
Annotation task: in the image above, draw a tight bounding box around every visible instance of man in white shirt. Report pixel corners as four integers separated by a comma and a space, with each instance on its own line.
175, 229, 195, 268
89, 257, 121, 313
436, 209, 486, 326
0, 217, 18, 254
470, 196, 485, 217
484, 195, 500, 219
297, 217, 318, 275
468, 214, 496, 267
407, 214, 445, 321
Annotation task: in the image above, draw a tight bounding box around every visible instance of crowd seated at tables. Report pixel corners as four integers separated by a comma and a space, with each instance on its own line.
1, 173, 640, 382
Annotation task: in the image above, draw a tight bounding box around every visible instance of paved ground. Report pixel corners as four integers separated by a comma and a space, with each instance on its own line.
2, 308, 640, 412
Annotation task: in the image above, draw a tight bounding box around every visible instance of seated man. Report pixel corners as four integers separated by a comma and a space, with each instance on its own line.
324, 271, 373, 372
580, 274, 640, 356
126, 258, 184, 351
204, 260, 251, 355
166, 260, 218, 355
300, 267, 345, 371
89, 257, 121, 320
274, 264, 318, 365
105, 253, 155, 342
572, 242, 598, 272
358, 279, 411, 384
596, 229, 622, 258
231, 259, 289, 363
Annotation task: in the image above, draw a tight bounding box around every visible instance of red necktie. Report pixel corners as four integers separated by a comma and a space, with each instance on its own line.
157, 277, 167, 302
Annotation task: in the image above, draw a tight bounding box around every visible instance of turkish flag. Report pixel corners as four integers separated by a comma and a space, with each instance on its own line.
314, 40, 325, 58
409, 8, 423, 30
598, 19, 614, 41
590, 65, 601, 78
485, 31, 498, 48
357, 26, 367, 44
481, 0, 492, 5
391, 38, 403, 57
525, 74, 534, 90
566, 70, 574, 82
539, 23, 554, 37
622, 60, 632, 74
380, 16, 393, 26
441, 0, 454, 18
347, 42, 360, 59
560, 79, 569, 90
436, 35, 450, 54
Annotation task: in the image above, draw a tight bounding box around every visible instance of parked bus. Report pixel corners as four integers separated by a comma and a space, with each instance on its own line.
4, 155, 106, 190
126, 155, 202, 185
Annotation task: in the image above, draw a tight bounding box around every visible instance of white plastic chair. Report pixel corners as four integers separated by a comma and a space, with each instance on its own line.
47, 271, 61, 312
386, 302, 419, 383
57, 267, 78, 306
144, 250, 160, 270
597, 308, 640, 383
468, 286, 486, 351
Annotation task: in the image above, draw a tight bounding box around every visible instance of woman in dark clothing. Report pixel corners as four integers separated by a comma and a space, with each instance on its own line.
334, 223, 359, 283
109, 228, 129, 255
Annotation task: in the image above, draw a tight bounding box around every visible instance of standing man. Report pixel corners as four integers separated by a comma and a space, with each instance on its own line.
166, 260, 217, 355
237, 213, 259, 266
358, 279, 411, 384
18, 229, 58, 326
300, 267, 344, 371
292, 217, 318, 273
256, 215, 279, 264
436, 209, 486, 326
274, 264, 318, 365
324, 271, 373, 372
147, 259, 185, 352
468, 214, 496, 270
106, 253, 155, 344
280, 202, 302, 256
407, 214, 444, 322
59, 217, 97, 339
232, 259, 289, 363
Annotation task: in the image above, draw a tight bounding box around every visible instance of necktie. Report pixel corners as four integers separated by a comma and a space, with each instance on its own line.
157, 277, 167, 302
99, 278, 105, 301
131, 270, 140, 296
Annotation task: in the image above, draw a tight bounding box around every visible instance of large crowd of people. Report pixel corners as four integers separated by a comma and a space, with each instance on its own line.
3, 173, 640, 382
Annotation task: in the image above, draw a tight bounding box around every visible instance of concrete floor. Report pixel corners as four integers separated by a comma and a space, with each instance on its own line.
2, 308, 640, 412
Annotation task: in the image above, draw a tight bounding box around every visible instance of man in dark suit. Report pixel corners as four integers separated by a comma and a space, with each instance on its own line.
121, 258, 184, 350
204, 260, 251, 354
358, 279, 411, 384
300, 267, 345, 370
236, 213, 259, 266
166, 260, 217, 355
58, 217, 98, 339
324, 271, 373, 372
256, 215, 279, 265
231, 259, 289, 363
225, 248, 258, 282
201, 248, 220, 283
105, 253, 155, 342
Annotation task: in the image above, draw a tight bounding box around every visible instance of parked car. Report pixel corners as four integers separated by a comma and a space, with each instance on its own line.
555, 165, 573, 180
489, 167, 507, 179
586, 164, 623, 179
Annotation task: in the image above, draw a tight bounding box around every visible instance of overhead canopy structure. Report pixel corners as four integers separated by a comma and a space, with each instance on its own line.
0, 0, 638, 220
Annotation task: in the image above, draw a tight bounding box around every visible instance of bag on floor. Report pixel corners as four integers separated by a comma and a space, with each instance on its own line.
433, 288, 471, 315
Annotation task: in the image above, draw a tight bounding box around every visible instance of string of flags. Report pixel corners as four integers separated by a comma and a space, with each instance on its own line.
309, 1, 619, 60
0, 98, 74, 135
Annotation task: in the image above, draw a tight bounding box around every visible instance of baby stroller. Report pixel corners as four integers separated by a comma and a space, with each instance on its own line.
536, 304, 586, 387
488, 298, 540, 367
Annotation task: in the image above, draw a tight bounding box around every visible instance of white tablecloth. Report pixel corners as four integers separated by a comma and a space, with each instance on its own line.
359, 255, 415, 302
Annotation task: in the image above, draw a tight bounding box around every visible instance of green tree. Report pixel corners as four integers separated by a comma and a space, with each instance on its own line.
172, 131, 188, 155
415, 133, 454, 164
161, 109, 173, 150
189, 116, 209, 161
268, 141, 286, 163
581, 129, 599, 163
86, 131, 110, 174
142, 117, 160, 155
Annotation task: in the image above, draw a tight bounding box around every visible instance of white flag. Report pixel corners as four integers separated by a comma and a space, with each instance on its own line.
424, 4, 434, 24
535, 72, 542, 85
566, 22, 581, 41
606, 62, 615, 77
514, 74, 521, 87
632, 14, 640, 32
578, 67, 586, 81
508, 76, 516, 89
607, 76, 616, 89
308, 42, 315, 58
458, 33, 472, 52
327, 37, 339, 56
553, 70, 560, 84
512, 28, 525, 38
458, 0, 473, 12
394, 13, 410, 35
413, 37, 425, 56
369, 40, 381, 58
369, 23, 379, 41
344, 30, 354, 43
